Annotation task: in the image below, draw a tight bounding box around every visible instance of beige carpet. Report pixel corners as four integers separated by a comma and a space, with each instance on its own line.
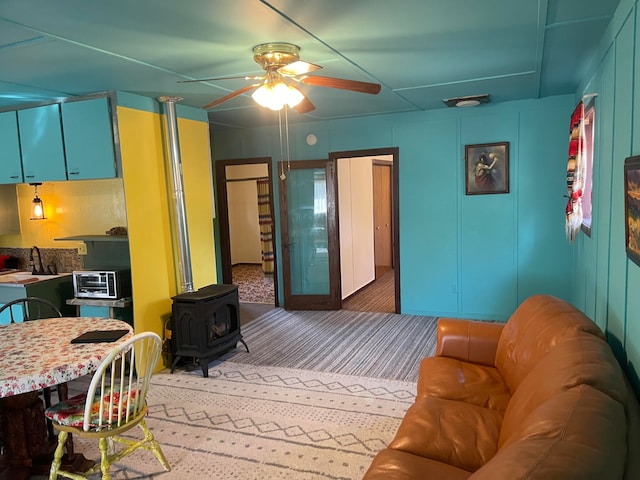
32, 362, 415, 480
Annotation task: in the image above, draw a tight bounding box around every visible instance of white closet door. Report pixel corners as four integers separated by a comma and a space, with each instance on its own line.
350, 157, 375, 292
338, 159, 354, 298
338, 157, 375, 299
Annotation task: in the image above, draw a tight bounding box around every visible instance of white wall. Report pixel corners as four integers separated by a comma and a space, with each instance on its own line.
338, 156, 375, 299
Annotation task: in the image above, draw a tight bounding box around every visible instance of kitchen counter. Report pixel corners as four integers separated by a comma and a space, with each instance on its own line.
0, 271, 72, 286
0, 273, 75, 321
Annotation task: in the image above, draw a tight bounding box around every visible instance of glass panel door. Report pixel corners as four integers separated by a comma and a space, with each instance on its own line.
279, 160, 340, 310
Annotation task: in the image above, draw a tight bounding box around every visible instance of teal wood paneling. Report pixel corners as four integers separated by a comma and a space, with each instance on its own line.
18, 104, 67, 182
459, 113, 518, 319
594, 48, 616, 333
62, 97, 116, 180
627, 266, 640, 388
330, 117, 394, 153
517, 98, 575, 304
580, 77, 601, 322
116, 91, 161, 114
607, 13, 635, 360
627, 4, 640, 392
0, 111, 23, 184
212, 98, 575, 318
116, 91, 208, 121
574, 0, 640, 397
396, 118, 459, 316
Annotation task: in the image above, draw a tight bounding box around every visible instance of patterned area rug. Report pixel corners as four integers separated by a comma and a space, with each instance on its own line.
232, 264, 275, 304
39, 363, 415, 480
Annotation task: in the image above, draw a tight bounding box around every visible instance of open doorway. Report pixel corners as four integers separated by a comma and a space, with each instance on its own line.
330, 148, 400, 314
215, 157, 279, 317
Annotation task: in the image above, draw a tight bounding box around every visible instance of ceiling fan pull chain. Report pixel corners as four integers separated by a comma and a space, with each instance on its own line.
279, 109, 286, 180
285, 106, 291, 173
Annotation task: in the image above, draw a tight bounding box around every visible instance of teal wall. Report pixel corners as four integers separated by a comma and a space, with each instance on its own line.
210, 0, 640, 397
212, 94, 575, 321
572, 0, 640, 392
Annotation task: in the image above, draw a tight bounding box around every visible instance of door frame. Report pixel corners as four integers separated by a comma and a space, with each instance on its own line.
329, 147, 400, 313
214, 156, 279, 306
279, 159, 341, 310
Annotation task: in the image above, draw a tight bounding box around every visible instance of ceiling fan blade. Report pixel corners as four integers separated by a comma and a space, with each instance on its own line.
202, 84, 259, 109
178, 75, 264, 84
294, 95, 316, 114
278, 61, 322, 76
299, 75, 381, 95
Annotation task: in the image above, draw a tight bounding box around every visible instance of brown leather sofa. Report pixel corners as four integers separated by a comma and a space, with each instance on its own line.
363, 294, 640, 479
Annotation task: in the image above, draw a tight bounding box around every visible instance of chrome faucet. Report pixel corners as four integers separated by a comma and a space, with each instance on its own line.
29, 245, 45, 274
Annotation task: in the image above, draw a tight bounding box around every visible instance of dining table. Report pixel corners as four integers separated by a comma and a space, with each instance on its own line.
0, 316, 133, 480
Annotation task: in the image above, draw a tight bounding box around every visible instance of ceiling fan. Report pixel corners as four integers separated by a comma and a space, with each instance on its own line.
179, 42, 382, 113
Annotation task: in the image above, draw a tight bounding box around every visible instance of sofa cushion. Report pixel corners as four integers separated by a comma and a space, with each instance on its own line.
363, 448, 472, 480
470, 385, 626, 480
388, 397, 502, 472
495, 295, 605, 392
499, 333, 627, 449
417, 356, 511, 412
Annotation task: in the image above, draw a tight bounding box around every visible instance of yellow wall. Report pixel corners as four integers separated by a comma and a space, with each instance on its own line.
118, 106, 216, 339
0, 179, 127, 249
0, 102, 217, 353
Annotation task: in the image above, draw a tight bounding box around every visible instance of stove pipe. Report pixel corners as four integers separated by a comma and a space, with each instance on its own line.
158, 96, 194, 293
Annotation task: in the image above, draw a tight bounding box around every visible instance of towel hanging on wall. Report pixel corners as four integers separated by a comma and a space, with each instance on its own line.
566, 101, 586, 242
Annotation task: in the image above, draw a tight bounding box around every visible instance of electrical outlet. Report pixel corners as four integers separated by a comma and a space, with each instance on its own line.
77, 243, 87, 255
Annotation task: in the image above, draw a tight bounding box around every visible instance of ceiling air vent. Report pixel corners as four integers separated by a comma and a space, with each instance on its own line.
442, 94, 491, 108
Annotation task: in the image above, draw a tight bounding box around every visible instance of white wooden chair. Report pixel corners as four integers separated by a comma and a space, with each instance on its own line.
45, 332, 170, 479
0, 296, 62, 323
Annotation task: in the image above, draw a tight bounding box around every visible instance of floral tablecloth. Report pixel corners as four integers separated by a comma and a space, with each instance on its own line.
0, 317, 133, 398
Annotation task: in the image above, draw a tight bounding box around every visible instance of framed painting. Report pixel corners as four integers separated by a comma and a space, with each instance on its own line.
624, 155, 640, 267
465, 142, 509, 195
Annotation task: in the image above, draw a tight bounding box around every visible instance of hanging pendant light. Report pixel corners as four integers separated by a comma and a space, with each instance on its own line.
30, 183, 46, 220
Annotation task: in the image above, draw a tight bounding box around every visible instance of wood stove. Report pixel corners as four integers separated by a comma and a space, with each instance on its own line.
170, 284, 248, 377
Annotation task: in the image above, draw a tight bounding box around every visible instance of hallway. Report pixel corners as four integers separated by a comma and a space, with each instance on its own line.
342, 268, 395, 313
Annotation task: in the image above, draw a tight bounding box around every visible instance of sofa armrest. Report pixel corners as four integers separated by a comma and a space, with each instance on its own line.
436, 318, 504, 366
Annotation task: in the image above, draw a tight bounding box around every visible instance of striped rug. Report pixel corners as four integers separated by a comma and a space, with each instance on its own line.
218, 309, 438, 382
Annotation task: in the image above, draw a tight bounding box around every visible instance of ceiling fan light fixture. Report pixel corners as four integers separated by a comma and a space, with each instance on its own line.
252, 82, 303, 110
283, 84, 304, 108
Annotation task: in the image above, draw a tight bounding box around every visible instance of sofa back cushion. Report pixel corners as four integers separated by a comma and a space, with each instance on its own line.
495, 295, 604, 392
499, 333, 627, 449
470, 385, 626, 480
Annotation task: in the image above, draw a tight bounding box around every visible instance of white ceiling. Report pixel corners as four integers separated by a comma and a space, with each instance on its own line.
0, 0, 620, 129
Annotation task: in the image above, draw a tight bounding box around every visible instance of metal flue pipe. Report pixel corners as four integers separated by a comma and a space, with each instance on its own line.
158, 96, 194, 293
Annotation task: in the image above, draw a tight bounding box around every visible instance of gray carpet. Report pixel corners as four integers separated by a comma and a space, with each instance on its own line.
217, 309, 438, 382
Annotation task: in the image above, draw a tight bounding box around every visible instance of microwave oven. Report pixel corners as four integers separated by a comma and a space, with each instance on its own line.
72, 269, 132, 300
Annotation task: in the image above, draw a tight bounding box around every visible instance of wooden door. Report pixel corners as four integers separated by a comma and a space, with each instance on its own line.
373, 164, 392, 271
279, 159, 341, 310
